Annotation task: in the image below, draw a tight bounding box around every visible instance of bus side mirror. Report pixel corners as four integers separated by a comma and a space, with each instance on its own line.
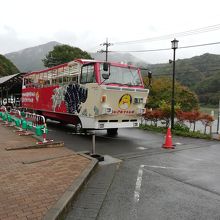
103, 62, 109, 71
102, 73, 109, 80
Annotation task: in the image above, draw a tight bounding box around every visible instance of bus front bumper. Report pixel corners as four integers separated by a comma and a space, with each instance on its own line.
97, 121, 139, 129
80, 116, 140, 129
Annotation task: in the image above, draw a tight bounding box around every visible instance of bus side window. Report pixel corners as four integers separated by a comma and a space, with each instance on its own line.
59, 77, 63, 85
80, 65, 95, 84
23, 78, 28, 88
67, 75, 77, 84
63, 76, 68, 84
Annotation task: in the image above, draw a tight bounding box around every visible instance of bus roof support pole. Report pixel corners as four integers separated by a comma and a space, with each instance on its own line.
0, 87, 2, 105
6, 89, 9, 104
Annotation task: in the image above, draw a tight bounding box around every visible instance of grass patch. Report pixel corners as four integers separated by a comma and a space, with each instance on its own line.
139, 124, 212, 139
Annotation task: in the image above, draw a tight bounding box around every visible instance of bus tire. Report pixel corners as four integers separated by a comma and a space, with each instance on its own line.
107, 128, 118, 136
74, 122, 83, 133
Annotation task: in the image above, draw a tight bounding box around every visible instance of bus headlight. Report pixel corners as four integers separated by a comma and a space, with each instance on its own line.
99, 123, 105, 129
134, 97, 144, 104
137, 108, 146, 115
102, 107, 112, 114
133, 122, 139, 127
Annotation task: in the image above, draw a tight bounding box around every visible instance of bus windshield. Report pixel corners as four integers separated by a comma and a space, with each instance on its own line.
100, 64, 142, 86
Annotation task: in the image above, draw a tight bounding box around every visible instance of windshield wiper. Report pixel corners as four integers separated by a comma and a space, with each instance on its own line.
105, 82, 133, 87
123, 83, 134, 87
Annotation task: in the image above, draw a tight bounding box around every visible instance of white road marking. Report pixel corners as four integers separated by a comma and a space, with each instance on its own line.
134, 164, 145, 203
179, 154, 203, 161
132, 163, 192, 218
136, 146, 147, 150
133, 163, 194, 202
143, 164, 193, 171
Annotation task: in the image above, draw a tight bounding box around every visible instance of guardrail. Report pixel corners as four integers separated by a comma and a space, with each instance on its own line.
0, 107, 53, 144
0, 106, 8, 124
23, 112, 53, 144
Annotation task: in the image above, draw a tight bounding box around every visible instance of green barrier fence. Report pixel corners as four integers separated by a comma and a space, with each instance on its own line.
1, 108, 52, 144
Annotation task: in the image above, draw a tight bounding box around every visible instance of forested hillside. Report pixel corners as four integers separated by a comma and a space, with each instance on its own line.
5, 41, 61, 72
148, 53, 220, 106
3, 41, 220, 107
0, 54, 19, 76
5, 41, 147, 72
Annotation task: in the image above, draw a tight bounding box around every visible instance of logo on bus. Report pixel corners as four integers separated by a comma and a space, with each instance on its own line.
118, 94, 132, 110
36, 92, 39, 102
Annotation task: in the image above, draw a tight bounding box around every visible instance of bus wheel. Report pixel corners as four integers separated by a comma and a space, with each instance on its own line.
107, 128, 118, 136
74, 122, 83, 133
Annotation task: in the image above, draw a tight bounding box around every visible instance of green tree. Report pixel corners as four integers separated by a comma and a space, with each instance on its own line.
144, 77, 199, 111
42, 45, 92, 67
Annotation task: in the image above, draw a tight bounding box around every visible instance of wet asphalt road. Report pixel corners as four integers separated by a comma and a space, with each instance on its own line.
97, 145, 220, 220
46, 120, 220, 220
46, 120, 173, 156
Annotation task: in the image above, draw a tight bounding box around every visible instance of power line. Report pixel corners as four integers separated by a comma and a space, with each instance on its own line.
109, 41, 220, 53
179, 41, 220, 49
113, 24, 220, 45
109, 48, 170, 53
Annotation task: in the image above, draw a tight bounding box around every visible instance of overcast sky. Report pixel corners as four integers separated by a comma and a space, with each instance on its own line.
1, 0, 220, 64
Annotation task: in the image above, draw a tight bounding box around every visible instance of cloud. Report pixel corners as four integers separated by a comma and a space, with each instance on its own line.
53, 30, 104, 52
0, 26, 33, 54
1, 0, 220, 63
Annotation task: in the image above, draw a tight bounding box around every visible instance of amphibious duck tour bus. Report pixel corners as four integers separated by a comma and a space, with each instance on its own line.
21, 59, 149, 135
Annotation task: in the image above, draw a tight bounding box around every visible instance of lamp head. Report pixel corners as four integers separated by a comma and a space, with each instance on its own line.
171, 38, 179, 49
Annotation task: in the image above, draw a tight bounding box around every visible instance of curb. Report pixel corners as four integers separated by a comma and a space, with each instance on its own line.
43, 154, 98, 220
5, 141, 64, 151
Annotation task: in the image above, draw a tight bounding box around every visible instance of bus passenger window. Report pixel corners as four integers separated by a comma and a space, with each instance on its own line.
80, 64, 95, 84
63, 76, 68, 84
45, 80, 50, 86
69, 76, 77, 84
59, 77, 63, 84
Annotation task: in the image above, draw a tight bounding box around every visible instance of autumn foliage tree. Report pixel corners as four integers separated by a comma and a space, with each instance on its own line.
176, 111, 201, 131
144, 109, 214, 133
199, 113, 214, 134
144, 77, 199, 112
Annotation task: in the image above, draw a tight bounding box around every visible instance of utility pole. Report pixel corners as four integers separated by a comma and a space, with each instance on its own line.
99, 38, 113, 62
217, 99, 220, 134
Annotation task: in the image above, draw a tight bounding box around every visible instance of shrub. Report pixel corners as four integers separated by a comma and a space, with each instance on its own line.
139, 124, 212, 139
173, 122, 190, 132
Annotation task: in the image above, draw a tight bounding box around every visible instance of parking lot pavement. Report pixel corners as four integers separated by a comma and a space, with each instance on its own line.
0, 124, 97, 220
96, 136, 220, 220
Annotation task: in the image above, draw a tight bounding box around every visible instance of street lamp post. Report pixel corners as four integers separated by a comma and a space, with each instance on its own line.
217, 99, 220, 134
171, 39, 179, 130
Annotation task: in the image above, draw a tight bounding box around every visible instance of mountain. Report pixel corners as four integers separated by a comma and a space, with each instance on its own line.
5, 41, 61, 72
148, 53, 220, 106
0, 54, 19, 76
5, 41, 148, 72
3, 41, 220, 106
